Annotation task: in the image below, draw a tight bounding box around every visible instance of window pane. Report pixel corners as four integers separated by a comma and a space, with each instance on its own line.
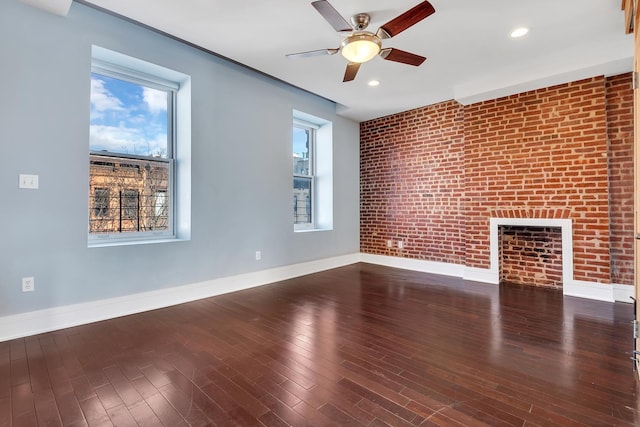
89, 154, 170, 234
292, 126, 310, 175
293, 177, 312, 224
155, 191, 167, 218
90, 73, 169, 158
122, 189, 138, 219
93, 188, 109, 217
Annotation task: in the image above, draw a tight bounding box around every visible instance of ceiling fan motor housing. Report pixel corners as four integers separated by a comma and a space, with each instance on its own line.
350, 13, 371, 30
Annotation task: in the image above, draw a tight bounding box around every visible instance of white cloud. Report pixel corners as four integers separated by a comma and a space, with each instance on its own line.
90, 78, 124, 114
90, 125, 166, 157
90, 76, 167, 157
143, 87, 167, 114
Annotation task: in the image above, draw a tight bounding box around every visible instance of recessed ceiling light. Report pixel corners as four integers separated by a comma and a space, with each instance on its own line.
368, 80, 380, 87
510, 27, 529, 38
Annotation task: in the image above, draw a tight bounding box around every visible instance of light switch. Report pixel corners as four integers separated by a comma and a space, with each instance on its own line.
19, 174, 39, 189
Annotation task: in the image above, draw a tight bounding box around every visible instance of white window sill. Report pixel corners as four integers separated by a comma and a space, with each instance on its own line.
88, 237, 188, 248
294, 227, 332, 233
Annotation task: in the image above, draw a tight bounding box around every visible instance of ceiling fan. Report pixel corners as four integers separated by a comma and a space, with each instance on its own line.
286, 0, 436, 82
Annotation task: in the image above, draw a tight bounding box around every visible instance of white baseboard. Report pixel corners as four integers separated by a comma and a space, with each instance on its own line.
359, 253, 464, 277
563, 279, 615, 302
359, 254, 634, 304
357, 254, 498, 285
463, 266, 499, 284
613, 283, 635, 303
2, 252, 633, 342
0, 253, 360, 342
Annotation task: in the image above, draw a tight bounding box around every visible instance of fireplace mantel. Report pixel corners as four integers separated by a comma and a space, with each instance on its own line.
489, 218, 574, 287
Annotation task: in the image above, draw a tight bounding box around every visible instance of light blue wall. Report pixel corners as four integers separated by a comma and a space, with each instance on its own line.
0, 1, 360, 317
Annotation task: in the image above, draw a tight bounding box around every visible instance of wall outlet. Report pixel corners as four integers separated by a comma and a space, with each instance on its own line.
397, 241, 404, 249
386, 240, 393, 248
19, 174, 39, 189
22, 277, 35, 292
255, 251, 261, 261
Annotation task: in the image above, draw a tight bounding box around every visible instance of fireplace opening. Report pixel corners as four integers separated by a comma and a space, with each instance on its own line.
499, 225, 563, 289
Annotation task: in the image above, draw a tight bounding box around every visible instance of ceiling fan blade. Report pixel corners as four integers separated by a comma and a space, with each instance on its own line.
312, 0, 352, 32
379, 48, 426, 66
343, 62, 361, 82
286, 48, 339, 59
376, 1, 435, 39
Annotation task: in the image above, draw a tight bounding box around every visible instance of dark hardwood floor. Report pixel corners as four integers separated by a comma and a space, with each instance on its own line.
1, 263, 638, 426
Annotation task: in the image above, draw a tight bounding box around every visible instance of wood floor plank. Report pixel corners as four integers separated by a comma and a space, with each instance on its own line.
144, 392, 189, 427
32, 389, 61, 426
355, 397, 417, 427
253, 377, 302, 409
2, 263, 638, 426
105, 404, 137, 427
205, 368, 269, 418
11, 383, 35, 421
0, 397, 11, 427
129, 401, 162, 426
259, 392, 311, 427
94, 384, 124, 411
54, 391, 85, 426
292, 399, 340, 426
77, 395, 110, 426
10, 358, 30, 389
157, 383, 211, 426
188, 385, 237, 425
318, 402, 361, 424
129, 376, 160, 401
102, 366, 144, 408
258, 410, 290, 427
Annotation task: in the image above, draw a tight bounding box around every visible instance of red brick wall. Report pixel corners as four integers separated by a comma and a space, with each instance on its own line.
360, 74, 634, 286
606, 74, 634, 285
360, 100, 465, 263
465, 77, 611, 283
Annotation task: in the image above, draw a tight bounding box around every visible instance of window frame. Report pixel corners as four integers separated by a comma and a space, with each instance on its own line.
293, 119, 318, 231
88, 61, 178, 245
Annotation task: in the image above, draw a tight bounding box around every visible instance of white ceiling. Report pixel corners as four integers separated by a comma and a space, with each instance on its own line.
27, 0, 635, 122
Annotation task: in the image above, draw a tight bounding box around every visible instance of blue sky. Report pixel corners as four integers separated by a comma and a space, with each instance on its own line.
90, 73, 168, 158
292, 126, 309, 159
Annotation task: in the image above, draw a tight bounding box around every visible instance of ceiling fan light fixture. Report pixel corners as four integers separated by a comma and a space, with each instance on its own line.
341, 33, 382, 63
510, 27, 529, 38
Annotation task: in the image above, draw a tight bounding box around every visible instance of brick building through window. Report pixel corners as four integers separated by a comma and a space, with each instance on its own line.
89, 154, 169, 234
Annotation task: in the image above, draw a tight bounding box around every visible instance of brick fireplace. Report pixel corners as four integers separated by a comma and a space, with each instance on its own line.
360, 74, 635, 300
499, 226, 563, 288
494, 219, 570, 289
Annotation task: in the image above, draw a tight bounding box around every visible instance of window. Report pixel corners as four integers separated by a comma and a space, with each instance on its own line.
292, 111, 333, 231
93, 188, 109, 217
155, 191, 167, 218
122, 189, 138, 220
88, 46, 191, 245
293, 123, 315, 229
